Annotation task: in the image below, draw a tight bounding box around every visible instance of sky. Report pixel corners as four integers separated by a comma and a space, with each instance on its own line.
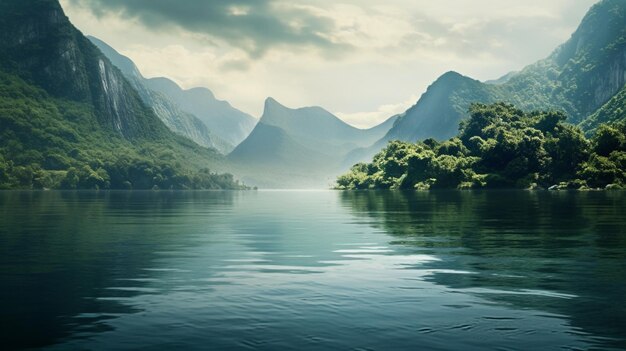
60, 0, 598, 128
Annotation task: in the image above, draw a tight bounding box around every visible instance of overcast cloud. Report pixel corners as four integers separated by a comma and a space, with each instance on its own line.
66, 0, 350, 57
61, 0, 599, 128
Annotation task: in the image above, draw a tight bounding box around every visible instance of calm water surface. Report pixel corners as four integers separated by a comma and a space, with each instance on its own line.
0, 190, 625, 350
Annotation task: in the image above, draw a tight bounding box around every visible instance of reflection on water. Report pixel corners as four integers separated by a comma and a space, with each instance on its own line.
341, 191, 626, 349
0, 190, 625, 350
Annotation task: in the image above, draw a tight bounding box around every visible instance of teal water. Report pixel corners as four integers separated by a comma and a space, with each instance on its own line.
0, 190, 625, 350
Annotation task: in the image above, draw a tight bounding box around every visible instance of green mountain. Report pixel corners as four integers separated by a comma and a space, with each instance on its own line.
228, 97, 396, 188
0, 0, 243, 189
0, 0, 162, 139
381, 0, 626, 144
581, 84, 626, 133
87, 36, 232, 153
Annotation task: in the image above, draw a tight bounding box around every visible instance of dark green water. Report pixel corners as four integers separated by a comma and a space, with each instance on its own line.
0, 190, 625, 350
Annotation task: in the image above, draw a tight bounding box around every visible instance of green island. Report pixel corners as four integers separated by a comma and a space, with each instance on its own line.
337, 103, 626, 190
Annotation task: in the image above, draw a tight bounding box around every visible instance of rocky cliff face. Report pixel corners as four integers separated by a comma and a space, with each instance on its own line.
588, 52, 626, 112
145, 78, 257, 149
550, 0, 626, 121
0, 0, 167, 139
88, 36, 230, 152
0, 1, 90, 101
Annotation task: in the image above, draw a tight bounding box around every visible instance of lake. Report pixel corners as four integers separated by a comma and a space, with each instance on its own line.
1, 190, 625, 350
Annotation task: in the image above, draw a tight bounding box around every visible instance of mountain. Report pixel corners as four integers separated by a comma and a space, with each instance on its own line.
88, 36, 232, 153
384, 71, 501, 142
145, 77, 257, 149
228, 98, 395, 187
228, 123, 327, 168
258, 97, 389, 153
581, 84, 626, 133
0, 0, 243, 189
379, 0, 626, 144
0, 0, 164, 140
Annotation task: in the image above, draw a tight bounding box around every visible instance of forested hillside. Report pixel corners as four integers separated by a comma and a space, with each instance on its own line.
337, 103, 626, 190
0, 0, 245, 189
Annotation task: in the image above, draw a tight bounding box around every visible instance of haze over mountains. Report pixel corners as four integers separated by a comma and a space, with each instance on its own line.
229, 98, 397, 187
88, 36, 256, 154
145, 79, 257, 150
0, 0, 245, 190
0, 0, 624, 189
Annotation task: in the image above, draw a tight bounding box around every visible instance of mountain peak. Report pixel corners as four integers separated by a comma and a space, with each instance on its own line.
264, 96, 284, 109
441, 70, 462, 78
262, 97, 292, 120
434, 71, 467, 84
188, 87, 216, 100
0, 0, 62, 13
421, 71, 477, 97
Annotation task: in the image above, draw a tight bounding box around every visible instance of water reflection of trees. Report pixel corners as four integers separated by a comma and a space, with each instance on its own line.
0, 191, 235, 349
340, 190, 626, 349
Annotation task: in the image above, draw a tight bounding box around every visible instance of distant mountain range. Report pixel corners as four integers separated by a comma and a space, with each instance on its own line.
229, 98, 396, 187
88, 36, 256, 153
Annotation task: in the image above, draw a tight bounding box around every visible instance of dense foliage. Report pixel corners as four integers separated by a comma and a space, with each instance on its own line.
0, 0, 247, 190
337, 103, 626, 190
0, 72, 246, 190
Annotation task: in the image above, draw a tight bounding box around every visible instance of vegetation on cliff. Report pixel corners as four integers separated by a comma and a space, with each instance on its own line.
0, 72, 245, 190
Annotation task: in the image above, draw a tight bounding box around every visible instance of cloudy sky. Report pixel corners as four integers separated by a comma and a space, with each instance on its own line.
60, 0, 598, 128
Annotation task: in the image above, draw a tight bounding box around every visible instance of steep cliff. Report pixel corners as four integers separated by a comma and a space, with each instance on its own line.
0, 0, 243, 190
0, 0, 167, 139
88, 36, 232, 152
550, 0, 626, 120
145, 78, 257, 149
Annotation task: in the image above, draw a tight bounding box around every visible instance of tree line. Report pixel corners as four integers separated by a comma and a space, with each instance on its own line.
337, 103, 626, 190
